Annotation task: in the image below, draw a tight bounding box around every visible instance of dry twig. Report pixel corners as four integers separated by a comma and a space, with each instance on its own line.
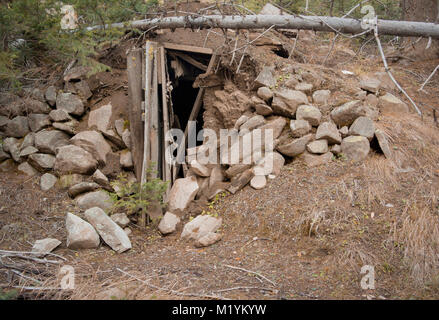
222, 264, 276, 286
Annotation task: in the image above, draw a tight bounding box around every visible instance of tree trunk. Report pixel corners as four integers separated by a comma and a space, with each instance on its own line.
86, 14, 439, 38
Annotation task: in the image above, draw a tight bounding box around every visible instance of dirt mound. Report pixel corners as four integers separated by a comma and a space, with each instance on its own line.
2, 2, 439, 299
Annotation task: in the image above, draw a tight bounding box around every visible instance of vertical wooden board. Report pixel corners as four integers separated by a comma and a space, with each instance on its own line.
150, 44, 160, 178
157, 50, 162, 85
160, 46, 172, 196
126, 48, 144, 182
141, 41, 154, 185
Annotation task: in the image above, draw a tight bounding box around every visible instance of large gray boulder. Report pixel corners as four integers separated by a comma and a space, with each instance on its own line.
68, 182, 100, 198
341, 136, 370, 162
167, 176, 199, 211
276, 133, 314, 157
254, 66, 276, 88
20, 132, 35, 150
102, 129, 125, 149
316, 122, 342, 144
300, 151, 333, 167
378, 93, 409, 114
295, 82, 313, 94
227, 168, 254, 194
306, 140, 328, 154
189, 159, 210, 177
40, 173, 57, 191
25, 88, 46, 103
74, 81, 92, 100
70, 131, 111, 165
58, 173, 86, 189
52, 120, 78, 135
195, 232, 222, 248
54, 145, 98, 175
3, 137, 21, 162
17, 162, 38, 176
259, 117, 287, 139
330, 100, 369, 127
28, 113, 51, 132
23, 98, 51, 114
234, 115, 249, 130
88, 103, 112, 132
2, 137, 18, 153
181, 215, 222, 241
240, 115, 265, 132
225, 164, 252, 179
359, 76, 381, 94
257, 87, 273, 102
121, 129, 131, 149
348, 116, 375, 140
76, 190, 113, 212
296, 105, 322, 127
272, 89, 308, 117
92, 169, 110, 188
158, 212, 181, 235
253, 151, 285, 176
312, 90, 331, 105
209, 166, 224, 187
250, 175, 267, 190
375, 129, 392, 159
110, 213, 130, 228
34, 129, 70, 154
114, 119, 125, 136
119, 150, 133, 169
84, 207, 131, 253
31, 238, 61, 255
255, 103, 273, 116
66, 212, 100, 249
49, 109, 72, 122
290, 119, 311, 138
28, 153, 56, 171
56, 92, 85, 116
45, 86, 57, 107
5, 116, 30, 138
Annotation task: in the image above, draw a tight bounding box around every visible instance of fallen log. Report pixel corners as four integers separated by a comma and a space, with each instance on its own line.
86, 14, 439, 38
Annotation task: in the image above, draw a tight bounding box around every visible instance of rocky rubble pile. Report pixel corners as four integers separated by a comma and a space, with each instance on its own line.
0, 67, 138, 252
162, 68, 401, 239
0, 62, 404, 251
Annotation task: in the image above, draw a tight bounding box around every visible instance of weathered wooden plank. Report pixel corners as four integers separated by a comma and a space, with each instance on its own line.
157, 49, 162, 85
168, 51, 208, 71
126, 48, 144, 182
160, 46, 172, 194
172, 53, 218, 182
162, 42, 213, 55
141, 41, 154, 186
150, 45, 160, 179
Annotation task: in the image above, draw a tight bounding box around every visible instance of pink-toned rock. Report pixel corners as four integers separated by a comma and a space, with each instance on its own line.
167, 176, 199, 211
70, 131, 111, 165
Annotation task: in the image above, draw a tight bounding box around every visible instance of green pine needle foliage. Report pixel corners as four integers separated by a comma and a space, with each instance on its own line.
0, 0, 158, 88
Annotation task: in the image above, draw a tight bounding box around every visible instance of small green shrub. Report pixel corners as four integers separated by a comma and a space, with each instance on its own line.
109, 167, 168, 226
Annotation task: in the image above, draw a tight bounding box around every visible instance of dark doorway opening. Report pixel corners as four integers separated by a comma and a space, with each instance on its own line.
166, 50, 211, 178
